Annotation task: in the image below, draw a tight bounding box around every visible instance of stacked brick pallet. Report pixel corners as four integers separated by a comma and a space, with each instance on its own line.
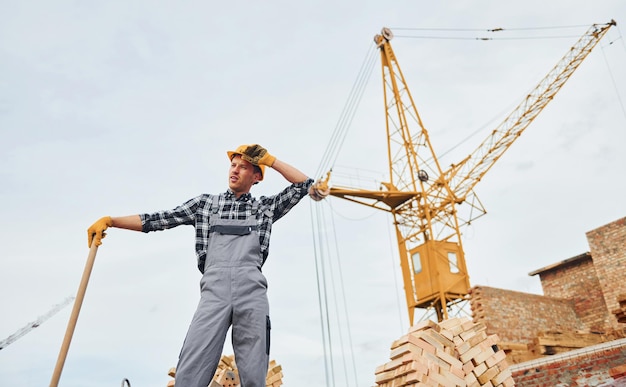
166, 355, 284, 387
374, 317, 514, 387
533, 330, 622, 355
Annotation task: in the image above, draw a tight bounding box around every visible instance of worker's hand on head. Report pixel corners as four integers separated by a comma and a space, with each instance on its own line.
87, 216, 113, 248
241, 144, 276, 167
309, 179, 330, 202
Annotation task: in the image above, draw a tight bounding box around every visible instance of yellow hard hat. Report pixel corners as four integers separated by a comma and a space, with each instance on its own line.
227, 144, 266, 180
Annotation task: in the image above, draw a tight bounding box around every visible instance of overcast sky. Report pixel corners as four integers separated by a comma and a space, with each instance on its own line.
1, 1, 625, 387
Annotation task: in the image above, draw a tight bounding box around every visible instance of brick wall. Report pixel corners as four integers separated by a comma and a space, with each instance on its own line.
510, 339, 626, 386
586, 217, 626, 329
538, 255, 611, 331
469, 286, 584, 344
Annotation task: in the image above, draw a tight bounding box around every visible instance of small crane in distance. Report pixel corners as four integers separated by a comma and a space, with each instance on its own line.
0, 296, 74, 350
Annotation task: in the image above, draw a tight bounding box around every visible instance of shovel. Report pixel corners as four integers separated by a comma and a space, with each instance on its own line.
49, 240, 100, 387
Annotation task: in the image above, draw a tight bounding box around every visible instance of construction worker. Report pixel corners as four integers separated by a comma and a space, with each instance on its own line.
87, 144, 329, 387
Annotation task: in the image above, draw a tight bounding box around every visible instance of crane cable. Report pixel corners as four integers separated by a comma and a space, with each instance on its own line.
438, 24, 626, 166
310, 199, 363, 387
390, 24, 603, 41
314, 43, 379, 180
309, 39, 380, 387
309, 201, 334, 387
600, 24, 626, 121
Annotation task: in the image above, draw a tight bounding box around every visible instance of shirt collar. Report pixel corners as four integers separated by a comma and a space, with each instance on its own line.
225, 189, 252, 202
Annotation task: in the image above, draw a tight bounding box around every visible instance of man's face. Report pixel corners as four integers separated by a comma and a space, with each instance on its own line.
228, 155, 261, 196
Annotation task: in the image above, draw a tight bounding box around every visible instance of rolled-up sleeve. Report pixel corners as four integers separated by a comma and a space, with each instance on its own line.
140, 196, 202, 233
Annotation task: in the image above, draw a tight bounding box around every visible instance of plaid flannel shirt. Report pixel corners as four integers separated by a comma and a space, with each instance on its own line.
140, 178, 313, 269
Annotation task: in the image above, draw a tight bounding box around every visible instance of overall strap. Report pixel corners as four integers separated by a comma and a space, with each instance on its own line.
209, 194, 219, 214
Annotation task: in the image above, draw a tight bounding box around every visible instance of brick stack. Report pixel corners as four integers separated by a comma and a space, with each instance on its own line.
610, 364, 626, 381
266, 360, 284, 387
211, 355, 240, 387
374, 317, 515, 386
612, 294, 626, 323
166, 355, 284, 387
166, 367, 176, 387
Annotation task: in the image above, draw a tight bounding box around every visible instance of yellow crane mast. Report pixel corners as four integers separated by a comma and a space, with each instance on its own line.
328, 20, 616, 324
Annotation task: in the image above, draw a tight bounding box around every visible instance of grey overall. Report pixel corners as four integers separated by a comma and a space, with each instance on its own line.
174, 200, 270, 387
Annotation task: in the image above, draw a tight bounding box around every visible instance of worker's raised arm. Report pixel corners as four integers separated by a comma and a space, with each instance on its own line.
269, 158, 329, 201
237, 144, 309, 184
236, 143, 328, 200
270, 159, 308, 184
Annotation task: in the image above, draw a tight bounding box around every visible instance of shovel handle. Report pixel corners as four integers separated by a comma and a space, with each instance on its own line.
49, 240, 100, 387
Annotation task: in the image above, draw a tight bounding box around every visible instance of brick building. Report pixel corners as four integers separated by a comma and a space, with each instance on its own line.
529, 252, 611, 332
468, 216, 626, 385
587, 217, 626, 330
509, 339, 626, 386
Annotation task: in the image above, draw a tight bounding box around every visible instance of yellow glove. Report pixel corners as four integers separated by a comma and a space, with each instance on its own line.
309, 179, 330, 202
241, 144, 276, 167
87, 216, 112, 248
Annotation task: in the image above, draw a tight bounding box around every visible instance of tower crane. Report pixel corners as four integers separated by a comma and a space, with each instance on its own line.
326, 20, 616, 324
0, 296, 74, 350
